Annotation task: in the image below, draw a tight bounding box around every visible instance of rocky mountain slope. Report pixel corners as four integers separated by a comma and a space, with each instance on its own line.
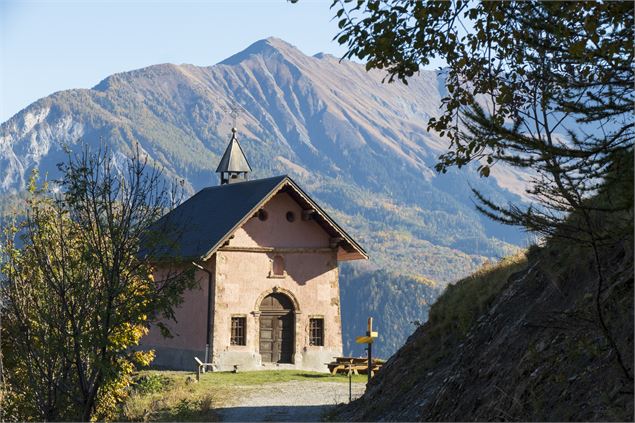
0, 37, 526, 356
333, 188, 634, 420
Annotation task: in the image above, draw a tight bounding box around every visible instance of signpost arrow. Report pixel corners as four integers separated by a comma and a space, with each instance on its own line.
355, 317, 378, 384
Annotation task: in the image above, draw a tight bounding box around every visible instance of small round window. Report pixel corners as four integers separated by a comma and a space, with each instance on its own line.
258, 209, 268, 221
286, 211, 295, 222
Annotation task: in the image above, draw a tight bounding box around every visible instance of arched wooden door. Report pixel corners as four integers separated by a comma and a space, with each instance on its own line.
259, 293, 294, 363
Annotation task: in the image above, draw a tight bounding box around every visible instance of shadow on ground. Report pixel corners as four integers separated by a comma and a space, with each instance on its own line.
216, 405, 332, 422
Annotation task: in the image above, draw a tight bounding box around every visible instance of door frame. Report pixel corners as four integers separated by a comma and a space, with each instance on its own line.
259, 310, 295, 363
255, 288, 300, 364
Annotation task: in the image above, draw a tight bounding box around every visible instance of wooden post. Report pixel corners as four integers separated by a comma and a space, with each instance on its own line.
355, 316, 379, 384
348, 363, 352, 402
366, 317, 373, 384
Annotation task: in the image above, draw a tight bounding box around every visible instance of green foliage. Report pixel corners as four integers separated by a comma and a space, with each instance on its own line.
0, 146, 195, 421
133, 374, 170, 395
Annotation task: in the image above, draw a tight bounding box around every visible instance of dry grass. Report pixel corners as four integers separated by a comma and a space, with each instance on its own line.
413, 251, 529, 367
428, 252, 528, 337
120, 372, 221, 422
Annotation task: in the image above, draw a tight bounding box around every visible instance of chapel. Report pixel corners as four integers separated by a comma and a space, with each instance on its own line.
140, 128, 367, 371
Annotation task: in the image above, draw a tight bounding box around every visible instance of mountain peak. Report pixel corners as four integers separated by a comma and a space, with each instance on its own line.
260, 36, 296, 50
219, 37, 303, 65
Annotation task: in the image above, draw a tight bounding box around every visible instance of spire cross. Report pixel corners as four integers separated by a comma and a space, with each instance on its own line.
220, 100, 246, 130
228, 106, 239, 129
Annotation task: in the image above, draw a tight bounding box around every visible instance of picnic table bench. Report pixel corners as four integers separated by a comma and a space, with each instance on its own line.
327, 356, 384, 376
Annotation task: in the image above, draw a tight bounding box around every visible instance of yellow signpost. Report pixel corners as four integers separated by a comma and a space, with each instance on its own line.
355, 317, 378, 384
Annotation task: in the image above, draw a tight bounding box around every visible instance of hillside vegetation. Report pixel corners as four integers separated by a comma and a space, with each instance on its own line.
334, 184, 634, 421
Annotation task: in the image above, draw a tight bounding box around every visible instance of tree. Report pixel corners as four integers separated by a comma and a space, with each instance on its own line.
332, 0, 632, 224
0, 144, 195, 421
331, 0, 633, 378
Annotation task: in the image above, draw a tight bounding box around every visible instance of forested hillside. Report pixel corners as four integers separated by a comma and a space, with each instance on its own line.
340, 265, 440, 358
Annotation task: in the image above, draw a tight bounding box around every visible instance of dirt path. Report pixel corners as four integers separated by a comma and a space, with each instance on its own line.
216, 380, 366, 422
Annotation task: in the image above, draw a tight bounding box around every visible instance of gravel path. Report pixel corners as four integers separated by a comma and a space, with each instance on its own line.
216, 380, 366, 422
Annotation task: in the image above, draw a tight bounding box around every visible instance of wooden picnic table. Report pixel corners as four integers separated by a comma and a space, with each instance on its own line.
327, 356, 384, 376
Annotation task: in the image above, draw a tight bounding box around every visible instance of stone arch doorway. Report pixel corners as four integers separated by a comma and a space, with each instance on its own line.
259, 292, 295, 364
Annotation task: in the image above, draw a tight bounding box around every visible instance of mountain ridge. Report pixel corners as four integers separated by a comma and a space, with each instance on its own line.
1, 37, 527, 356
0, 37, 526, 270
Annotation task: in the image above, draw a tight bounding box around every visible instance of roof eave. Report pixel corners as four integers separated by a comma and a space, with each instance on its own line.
283, 177, 368, 260
198, 176, 368, 262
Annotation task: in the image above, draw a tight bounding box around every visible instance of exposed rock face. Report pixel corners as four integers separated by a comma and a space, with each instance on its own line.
1, 106, 84, 190
334, 236, 634, 421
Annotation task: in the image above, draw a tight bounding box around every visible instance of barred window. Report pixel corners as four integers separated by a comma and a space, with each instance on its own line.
231, 316, 246, 346
309, 318, 324, 346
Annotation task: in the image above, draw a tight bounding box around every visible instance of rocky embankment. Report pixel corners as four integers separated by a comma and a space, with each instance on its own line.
334, 232, 634, 421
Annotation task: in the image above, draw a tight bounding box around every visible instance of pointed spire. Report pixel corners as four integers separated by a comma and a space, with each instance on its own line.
216, 128, 252, 185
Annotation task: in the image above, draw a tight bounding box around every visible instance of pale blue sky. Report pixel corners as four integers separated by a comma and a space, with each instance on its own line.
0, 0, 355, 122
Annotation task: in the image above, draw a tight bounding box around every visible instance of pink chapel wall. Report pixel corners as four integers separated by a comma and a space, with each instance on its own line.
140, 191, 345, 371
212, 192, 343, 371
140, 262, 215, 370
211, 250, 342, 371
231, 191, 331, 248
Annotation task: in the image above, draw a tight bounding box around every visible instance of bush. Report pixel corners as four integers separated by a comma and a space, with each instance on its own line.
133, 374, 169, 395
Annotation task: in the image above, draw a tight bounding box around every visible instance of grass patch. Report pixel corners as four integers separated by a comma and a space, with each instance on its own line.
409, 252, 529, 370
428, 252, 528, 338
120, 370, 366, 421
181, 369, 368, 386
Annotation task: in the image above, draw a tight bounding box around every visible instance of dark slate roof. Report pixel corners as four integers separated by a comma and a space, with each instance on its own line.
215, 130, 252, 173
146, 175, 367, 262
150, 176, 285, 260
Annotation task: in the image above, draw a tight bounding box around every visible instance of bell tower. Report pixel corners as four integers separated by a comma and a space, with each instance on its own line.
215, 128, 252, 185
